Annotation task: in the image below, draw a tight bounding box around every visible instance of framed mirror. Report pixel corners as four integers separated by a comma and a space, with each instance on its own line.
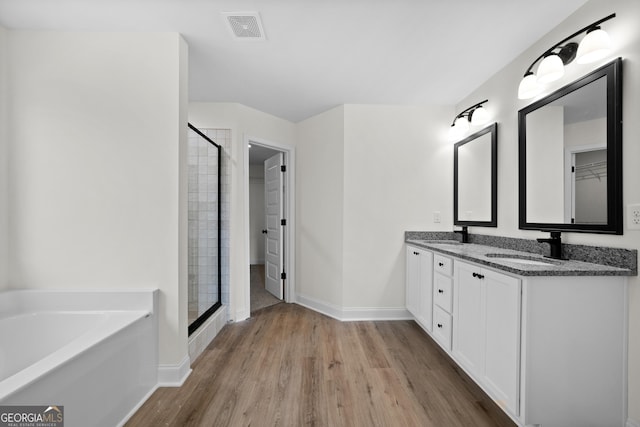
454, 122, 497, 227
518, 58, 622, 234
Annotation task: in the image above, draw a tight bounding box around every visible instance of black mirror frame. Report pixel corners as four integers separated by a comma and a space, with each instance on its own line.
518, 57, 623, 234
454, 122, 498, 228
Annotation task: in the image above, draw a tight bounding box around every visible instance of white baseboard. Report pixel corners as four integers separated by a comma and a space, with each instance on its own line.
157, 354, 192, 387
296, 293, 412, 321
627, 418, 640, 427
296, 294, 343, 320
189, 305, 228, 363
235, 307, 250, 322
116, 384, 159, 427
342, 306, 412, 321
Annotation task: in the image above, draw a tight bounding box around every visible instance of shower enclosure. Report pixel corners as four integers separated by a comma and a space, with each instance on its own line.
187, 123, 222, 335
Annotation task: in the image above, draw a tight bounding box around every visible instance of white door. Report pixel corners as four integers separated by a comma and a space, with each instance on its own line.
264, 153, 284, 299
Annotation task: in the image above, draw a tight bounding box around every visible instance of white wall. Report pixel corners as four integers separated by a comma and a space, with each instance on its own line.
296, 106, 346, 309
6, 31, 189, 368
294, 104, 452, 315
526, 106, 565, 222
341, 105, 453, 310
454, 0, 640, 421
0, 25, 7, 291
249, 164, 265, 264
188, 102, 296, 320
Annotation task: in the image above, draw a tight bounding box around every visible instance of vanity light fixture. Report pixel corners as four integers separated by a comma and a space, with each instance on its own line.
449, 99, 489, 140
517, 13, 615, 100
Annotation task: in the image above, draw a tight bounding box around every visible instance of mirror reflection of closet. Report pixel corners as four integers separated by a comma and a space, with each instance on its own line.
526, 76, 607, 224
518, 58, 622, 234
569, 147, 607, 224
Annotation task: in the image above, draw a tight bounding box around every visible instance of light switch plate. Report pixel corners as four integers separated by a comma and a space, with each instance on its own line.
627, 204, 640, 229
433, 211, 441, 223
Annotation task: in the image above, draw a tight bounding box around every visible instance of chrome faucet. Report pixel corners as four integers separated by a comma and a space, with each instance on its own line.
454, 226, 469, 243
537, 231, 562, 259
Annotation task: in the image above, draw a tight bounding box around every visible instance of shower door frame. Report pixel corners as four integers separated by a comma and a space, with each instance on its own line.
187, 123, 222, 336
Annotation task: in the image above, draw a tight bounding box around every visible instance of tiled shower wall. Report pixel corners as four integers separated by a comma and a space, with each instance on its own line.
187, 128, 230, 324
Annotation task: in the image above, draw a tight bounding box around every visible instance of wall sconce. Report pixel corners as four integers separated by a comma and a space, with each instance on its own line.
449, 100, 489, 140
518, 13, 616, 100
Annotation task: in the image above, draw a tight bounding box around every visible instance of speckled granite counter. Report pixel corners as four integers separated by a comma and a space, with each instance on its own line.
405, 232, 637, 277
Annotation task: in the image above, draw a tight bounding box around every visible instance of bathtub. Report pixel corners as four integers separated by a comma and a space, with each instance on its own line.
0, 289, 158, 426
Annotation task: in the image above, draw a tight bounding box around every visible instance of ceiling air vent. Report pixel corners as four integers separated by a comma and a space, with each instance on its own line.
222, 12, 266, 41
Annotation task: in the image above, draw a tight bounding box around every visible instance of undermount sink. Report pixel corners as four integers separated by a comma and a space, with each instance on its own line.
415, 240, 462, 245
485, 253, 558, 266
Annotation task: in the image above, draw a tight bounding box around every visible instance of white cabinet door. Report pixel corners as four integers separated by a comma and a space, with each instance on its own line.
453, 260, 521, 416
452, 261, 485, 374
406, 246, 421, 318
417, 249, 433, 331
483, 268, 520, 416
406, 246, 433, 332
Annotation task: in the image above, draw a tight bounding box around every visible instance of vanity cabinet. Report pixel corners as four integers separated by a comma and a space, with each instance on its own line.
405, 245, 433, 332
405, 242, 628, 427
453, 261, 520, 416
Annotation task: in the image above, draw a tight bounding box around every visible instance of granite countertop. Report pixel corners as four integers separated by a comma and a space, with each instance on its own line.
406, 238, 635, 277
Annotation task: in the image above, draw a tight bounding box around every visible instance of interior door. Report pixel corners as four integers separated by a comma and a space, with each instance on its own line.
264, 153, 284, 299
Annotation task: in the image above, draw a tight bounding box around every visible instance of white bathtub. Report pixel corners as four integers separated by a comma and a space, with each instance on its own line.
0, 289, 158, 427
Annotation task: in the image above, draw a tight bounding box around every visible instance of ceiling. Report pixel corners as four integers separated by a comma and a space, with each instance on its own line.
0, 0, 588, 123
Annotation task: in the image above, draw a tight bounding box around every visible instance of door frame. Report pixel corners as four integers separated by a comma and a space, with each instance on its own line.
243, 134, 296, 310
563, 143, 606, 224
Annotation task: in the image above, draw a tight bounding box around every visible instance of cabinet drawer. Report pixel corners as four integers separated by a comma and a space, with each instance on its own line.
434, 273, 453, 313
434, 254, 453, 276
433, 306, 452, 351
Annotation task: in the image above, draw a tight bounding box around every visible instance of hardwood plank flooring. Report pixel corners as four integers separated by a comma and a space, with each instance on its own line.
126, 303, 516, 427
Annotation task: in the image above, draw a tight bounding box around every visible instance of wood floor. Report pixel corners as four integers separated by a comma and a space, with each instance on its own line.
126, 303, 516, 427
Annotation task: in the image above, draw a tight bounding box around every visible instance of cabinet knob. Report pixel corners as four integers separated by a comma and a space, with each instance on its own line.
438, 289, 444, 294
438, 262, 444, 267
437, 323, 443, 328
472, 272, 485, 280
413, 251, 419, 255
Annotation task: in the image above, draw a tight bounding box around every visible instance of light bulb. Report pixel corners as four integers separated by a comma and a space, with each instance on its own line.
449, 118, 469, 140
518, 72, 541, 100
470, 106, 489, 126
577, 27, 612, 64
537, 54, 565, 84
